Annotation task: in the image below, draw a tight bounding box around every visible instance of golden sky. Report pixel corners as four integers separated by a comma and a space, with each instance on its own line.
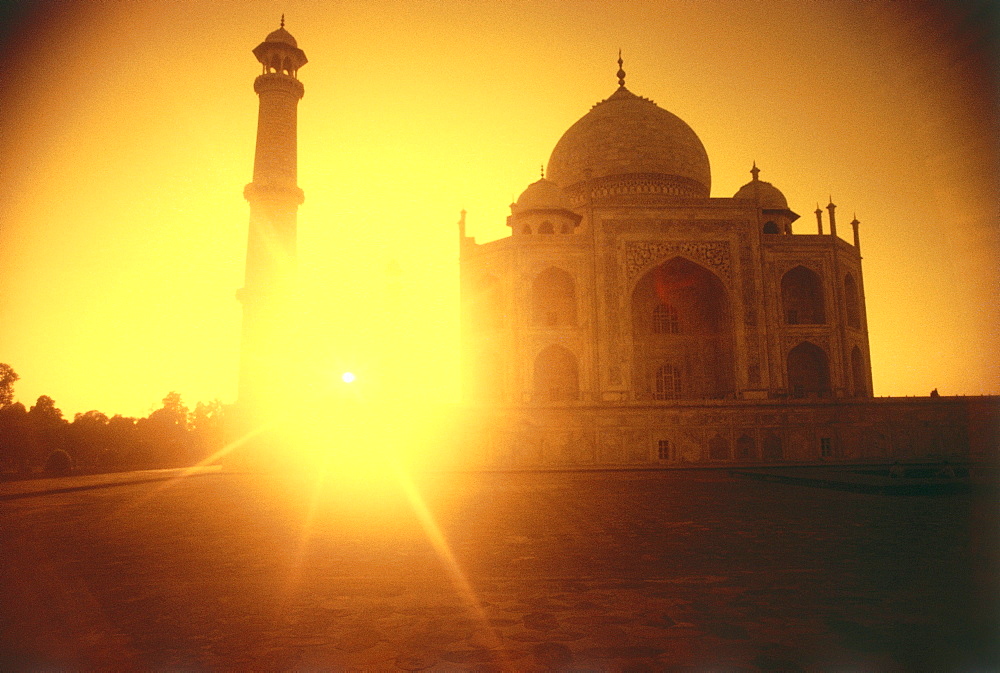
0, 0, 996, 418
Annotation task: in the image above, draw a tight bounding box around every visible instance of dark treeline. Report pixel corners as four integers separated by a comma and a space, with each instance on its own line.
0, 364, 227, 478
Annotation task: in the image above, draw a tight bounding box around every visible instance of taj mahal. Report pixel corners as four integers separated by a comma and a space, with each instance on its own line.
237, 23, 998, 468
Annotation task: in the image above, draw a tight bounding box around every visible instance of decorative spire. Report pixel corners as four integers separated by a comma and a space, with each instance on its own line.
617, 49, 626, 88
280, 14, 285, 28
750, 162, 760, 181
540, 164, 545, 179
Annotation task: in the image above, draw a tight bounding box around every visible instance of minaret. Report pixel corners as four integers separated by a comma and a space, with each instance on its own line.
237, 19, 307, 415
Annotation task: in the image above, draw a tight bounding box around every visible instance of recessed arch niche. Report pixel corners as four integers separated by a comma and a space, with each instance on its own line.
532, 267, 577, 327
533, 345, 579, 402
781, 266, 825, 324
631, 256, 734, 399
787, 341, 831, 398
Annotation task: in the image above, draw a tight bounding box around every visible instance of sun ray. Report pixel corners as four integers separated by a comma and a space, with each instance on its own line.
391, 461, 509, 663
109, 422, 275, 515
276, 462, 329, 614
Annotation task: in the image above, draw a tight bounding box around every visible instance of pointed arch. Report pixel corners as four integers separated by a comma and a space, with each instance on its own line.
763, 220, 779, 234
631, 256, 734, 399
844, 273, 860, 328
787, 341, 831, 398
781, 266, 825, 324
533, 345, 579, 402
532, 267, 576, 327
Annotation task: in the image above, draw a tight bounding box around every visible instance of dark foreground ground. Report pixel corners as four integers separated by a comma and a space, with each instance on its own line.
1, 467, 997, 671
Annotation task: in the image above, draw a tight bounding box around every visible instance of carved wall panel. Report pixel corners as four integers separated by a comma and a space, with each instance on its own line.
624, 240, 732, 284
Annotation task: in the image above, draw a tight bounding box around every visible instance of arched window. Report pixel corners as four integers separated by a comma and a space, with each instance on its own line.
763, 221, 779, 234
736, 434, 754, 459
781, 266, 825, 324
538, 221, 554, 234
652, 304, 680, 334
560, 223, 572, 234
522, 225, 532, 235
844, 273, 860, 328
532, 267, 576, 327
787, 341, 831, 398
533, 345, 579, 402
653, 364, 682, 400
851, 346, 867, 397
709, 435, 729, 460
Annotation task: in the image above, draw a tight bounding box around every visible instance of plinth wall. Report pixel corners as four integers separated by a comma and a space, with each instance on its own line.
449, 396, 1000, 469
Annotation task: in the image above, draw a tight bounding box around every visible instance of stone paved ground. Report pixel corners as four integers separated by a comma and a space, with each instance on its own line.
1, 468, 997, 671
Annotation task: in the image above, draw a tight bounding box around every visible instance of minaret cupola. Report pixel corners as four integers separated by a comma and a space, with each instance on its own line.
252, 16, 307, 78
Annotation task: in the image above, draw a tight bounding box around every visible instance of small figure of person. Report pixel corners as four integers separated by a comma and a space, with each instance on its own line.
930, 388, 940, 397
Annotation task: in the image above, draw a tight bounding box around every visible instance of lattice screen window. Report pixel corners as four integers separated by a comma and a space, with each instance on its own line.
652, 304, 679, 334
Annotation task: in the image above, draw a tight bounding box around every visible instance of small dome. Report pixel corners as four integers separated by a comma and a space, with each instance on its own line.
265, 27, 297, 47
547, 87, 711, 197
734, 174, 789, 210
514, 178, 574, 213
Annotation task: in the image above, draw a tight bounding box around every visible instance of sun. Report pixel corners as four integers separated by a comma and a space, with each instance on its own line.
341, 371, 356, 384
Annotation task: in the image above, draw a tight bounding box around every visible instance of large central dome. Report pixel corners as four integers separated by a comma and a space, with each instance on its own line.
547, 86, 711, 198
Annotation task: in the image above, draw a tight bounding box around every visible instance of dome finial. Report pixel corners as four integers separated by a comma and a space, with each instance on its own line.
280, 14, 285, 28
616, 49, 626, 88
750, 161, 760, 181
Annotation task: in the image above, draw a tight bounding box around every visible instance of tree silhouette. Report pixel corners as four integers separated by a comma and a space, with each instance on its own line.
0, 402, 30, 473
136, 392, 192, 467
102, 415, 139, 470
0, 363, 17, 407
0, 374, 229, 476
189, 399, 225, 463
28, 395, 68, 469
68, 410, 110, 469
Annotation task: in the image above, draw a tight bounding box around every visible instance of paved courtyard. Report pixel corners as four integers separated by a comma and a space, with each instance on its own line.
1, 467, 996, 671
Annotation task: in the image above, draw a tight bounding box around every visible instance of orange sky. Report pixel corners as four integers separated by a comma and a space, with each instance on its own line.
0, 0, 997, 418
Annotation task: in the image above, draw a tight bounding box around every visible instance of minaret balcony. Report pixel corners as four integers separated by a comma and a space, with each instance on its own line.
254, 73, 304, 99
